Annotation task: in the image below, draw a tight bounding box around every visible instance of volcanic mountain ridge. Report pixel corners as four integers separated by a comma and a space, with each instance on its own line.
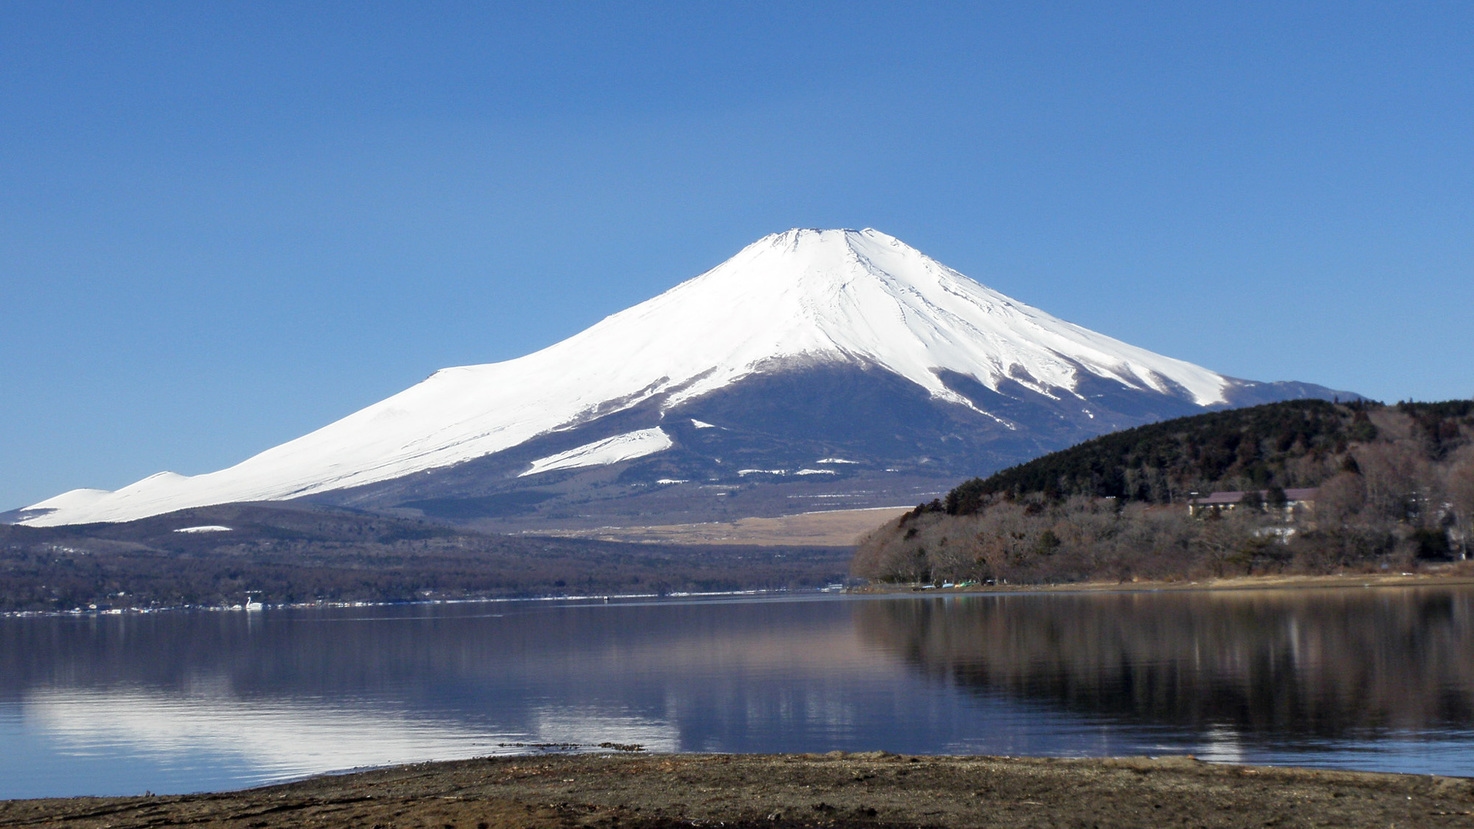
11, 228, 1348, 531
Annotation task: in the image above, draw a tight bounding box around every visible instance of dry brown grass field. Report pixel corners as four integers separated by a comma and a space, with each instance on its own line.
538, 506, 912, 547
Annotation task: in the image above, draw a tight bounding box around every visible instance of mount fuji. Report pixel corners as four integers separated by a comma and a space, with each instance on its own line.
12, 228, 1346, 530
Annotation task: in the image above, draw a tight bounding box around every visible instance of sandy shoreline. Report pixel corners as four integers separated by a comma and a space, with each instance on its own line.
852, 569, 1474, 597
3, 752, 1471, 828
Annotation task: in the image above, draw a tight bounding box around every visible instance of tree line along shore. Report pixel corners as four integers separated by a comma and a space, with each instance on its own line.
0, 504, 850, 614
855, 400, 1474, 586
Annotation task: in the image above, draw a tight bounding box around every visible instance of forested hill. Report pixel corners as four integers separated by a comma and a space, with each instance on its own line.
944, 400, 1469, 515
854, 400, 1474, 585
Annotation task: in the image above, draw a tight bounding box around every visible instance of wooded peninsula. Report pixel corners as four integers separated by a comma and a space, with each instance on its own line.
854, 400, 1474, 585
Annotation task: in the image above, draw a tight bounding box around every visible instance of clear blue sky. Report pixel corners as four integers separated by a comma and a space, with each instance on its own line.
3, 2, 1471, 510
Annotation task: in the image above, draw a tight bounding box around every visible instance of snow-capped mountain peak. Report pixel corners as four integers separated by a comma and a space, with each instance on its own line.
19, 228, 1249, 527
539, 227, 1227, 410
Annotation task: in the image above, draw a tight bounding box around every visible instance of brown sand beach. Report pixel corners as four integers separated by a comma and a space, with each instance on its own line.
3, 752, 1471, 828
852, 569, 1474, 596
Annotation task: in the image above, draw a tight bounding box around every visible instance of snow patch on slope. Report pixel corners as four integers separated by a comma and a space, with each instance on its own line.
520, 428, 674, 478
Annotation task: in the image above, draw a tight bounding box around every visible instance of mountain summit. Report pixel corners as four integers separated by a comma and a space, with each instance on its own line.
15, 229, 1345, 528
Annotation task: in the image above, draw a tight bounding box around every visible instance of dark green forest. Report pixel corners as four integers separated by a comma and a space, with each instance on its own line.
0, 503, 849, 613
855, 400, 1474, 584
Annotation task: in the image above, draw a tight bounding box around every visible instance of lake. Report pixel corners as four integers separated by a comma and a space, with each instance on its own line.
2, 585, 1473, 799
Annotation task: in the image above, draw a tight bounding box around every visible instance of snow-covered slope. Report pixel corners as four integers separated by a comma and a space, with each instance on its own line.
520, 428, 674, 478
20, 228, 1238, 527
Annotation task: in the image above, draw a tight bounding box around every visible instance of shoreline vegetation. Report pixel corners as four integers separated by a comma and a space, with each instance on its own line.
9, 569, 1474, 620
4, 752, 1471, 828
0, 503, 854, 614
856, 400, 1474, 587
0, 584, 840, 620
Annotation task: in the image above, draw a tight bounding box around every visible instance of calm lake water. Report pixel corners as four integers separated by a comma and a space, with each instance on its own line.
3, 586, 1473, 798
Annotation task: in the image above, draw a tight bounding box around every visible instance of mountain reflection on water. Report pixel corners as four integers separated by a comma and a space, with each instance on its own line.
2, 589, 1473, 798
856, 587, 1474, 739
0, 598, 900, 798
